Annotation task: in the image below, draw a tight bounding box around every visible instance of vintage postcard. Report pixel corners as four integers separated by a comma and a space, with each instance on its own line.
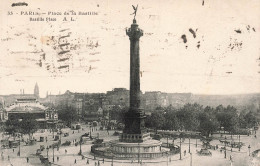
0, 0, 259, 166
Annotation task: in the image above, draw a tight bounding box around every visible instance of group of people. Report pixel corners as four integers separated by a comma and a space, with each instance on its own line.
73, 156, 104, 165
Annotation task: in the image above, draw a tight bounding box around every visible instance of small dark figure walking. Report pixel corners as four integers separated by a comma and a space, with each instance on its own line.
98, 160, 100, 166
87, 159, 89, 164
74, 159, 77, 164
103, 158, 104, 163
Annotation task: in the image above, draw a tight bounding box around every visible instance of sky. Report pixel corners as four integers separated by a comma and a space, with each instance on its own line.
0, 0, 260, 97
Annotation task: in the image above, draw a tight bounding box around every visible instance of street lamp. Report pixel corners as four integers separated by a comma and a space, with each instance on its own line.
190, 153, 192, 166
167, 136, 169, 148
79, 137, 82, 155
224, 136, 227, 159
111, 153, 114, 166
166, 152, 169, 166
59, 128, 62, 144
89, 124, 92, 138
52, 145, 55, 162
138, 142, 140, 163
179, 135, 182, 160
238, 134, 241, 151
195, 133, 197, 148
46, 146, 49, 158
248, 145, 251, 156
188, 134, 191, 153
18, 134, 21, 156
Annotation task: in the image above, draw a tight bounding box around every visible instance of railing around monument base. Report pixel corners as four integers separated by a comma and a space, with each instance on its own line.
91, 143, 180, 160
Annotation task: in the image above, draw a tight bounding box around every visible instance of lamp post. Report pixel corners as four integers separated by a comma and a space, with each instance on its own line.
89, 124, 92, 138
167, 136, 169, 148
224, 136, 227, 159
59, 128, 62, 144
190, 153, 192, 166
79, 137, 82, 155
238, 134, 241, 151
188, 134, 191, 153
52, 145, 54, 162
18, 134, 21, 156
47, 146, 49, 159
167, 152, 169, 166
248, 145, 251, 156
111, 154, 114, 166
195, 133, 197, 148
179, 136, 182, 160
138, 142, 140, 163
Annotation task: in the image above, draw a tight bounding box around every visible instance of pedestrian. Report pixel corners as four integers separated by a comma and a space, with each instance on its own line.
74, 159, 77, 164
98, 160, 100, 166
87, 159, 89, 164
13, 149, 14, 152
8, 155, 10, 160
73, 131, 74, 134
82, 155, 85, 160
184, 150, 186, 156
103, 158, 104, 163
230, 155, 233, 161
95, 162, 97, 166
26, 157, 29, 163
65, 149, 67, 154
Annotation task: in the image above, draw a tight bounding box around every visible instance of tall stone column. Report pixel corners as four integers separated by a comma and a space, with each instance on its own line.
121, 19, 148, 143
127, 19, 142, 111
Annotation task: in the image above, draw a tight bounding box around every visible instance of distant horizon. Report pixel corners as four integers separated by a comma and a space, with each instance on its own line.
1, 86, 260, 98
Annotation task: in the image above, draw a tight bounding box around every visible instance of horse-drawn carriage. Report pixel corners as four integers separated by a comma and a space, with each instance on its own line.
197, 148, 212, 156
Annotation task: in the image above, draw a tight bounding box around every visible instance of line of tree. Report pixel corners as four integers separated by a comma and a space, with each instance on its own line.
4, 114, 38, 140
145, 103, 260, 137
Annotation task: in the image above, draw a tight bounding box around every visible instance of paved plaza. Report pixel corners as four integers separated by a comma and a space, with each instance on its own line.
0, 124, 259, 166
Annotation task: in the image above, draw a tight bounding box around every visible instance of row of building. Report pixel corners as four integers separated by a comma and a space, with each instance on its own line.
0, 84, 193, 123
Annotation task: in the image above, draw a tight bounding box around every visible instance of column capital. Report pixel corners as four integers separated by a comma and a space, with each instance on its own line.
126, 22, 143, 40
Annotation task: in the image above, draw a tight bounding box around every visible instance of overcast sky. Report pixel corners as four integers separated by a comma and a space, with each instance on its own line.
0, 0, 260, 97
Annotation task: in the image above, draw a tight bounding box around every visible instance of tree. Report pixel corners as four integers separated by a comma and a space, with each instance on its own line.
20, 114, 38, 140
146, 110, 165, 133
177, 103, 201, 131
163, 106, 180, 131
5, 119, 20, 139
216, 105, 238, 133
198, 110, 219, 137
58, 106, 78, 126
244, 111, 258, 128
